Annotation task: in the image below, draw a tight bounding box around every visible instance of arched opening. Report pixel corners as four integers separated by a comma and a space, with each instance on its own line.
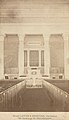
24, 34, 44, 87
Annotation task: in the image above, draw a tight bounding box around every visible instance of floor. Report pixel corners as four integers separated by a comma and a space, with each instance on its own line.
0, 87, 64, 112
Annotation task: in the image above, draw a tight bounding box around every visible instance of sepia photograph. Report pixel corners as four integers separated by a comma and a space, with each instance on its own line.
0, 0, 69, 119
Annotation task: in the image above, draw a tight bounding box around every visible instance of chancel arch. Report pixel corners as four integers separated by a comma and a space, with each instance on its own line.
24, 34, 44, 77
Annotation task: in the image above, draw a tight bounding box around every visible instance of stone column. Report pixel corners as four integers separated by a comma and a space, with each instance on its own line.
39, 50, 41, 67
18, 34, 25, 76
43, 34, 50, 77
63, 34, 69, 79
27, 50, 29, 67
0, 34, 5, 79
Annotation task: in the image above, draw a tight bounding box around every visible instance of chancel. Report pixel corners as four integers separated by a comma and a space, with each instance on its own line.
0, 0, 69, 112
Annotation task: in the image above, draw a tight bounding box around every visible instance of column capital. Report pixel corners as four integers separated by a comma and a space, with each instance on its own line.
18, 34, 25, 41
43, 34, 50, 38
0, 34, 5, 36
0, 34, 5, 42
18, 34, 25, 37
63, 34, 69, 41
43, 34, 50, 43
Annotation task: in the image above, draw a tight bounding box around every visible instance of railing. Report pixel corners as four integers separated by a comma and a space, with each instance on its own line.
43, 80, 69, 111
0, 80, 25, 111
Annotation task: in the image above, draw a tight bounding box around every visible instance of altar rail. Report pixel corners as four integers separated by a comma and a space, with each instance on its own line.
43, 80, 69, 111
0, 80, 25, 111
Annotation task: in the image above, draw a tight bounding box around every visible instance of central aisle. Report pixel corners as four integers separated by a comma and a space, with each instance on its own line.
12, 88, 57, 112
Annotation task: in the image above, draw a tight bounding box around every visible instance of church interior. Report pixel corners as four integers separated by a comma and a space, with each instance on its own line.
0, 0, 69, 112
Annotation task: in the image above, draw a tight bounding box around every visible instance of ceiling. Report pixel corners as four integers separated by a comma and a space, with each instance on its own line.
0, 0, 69, 23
